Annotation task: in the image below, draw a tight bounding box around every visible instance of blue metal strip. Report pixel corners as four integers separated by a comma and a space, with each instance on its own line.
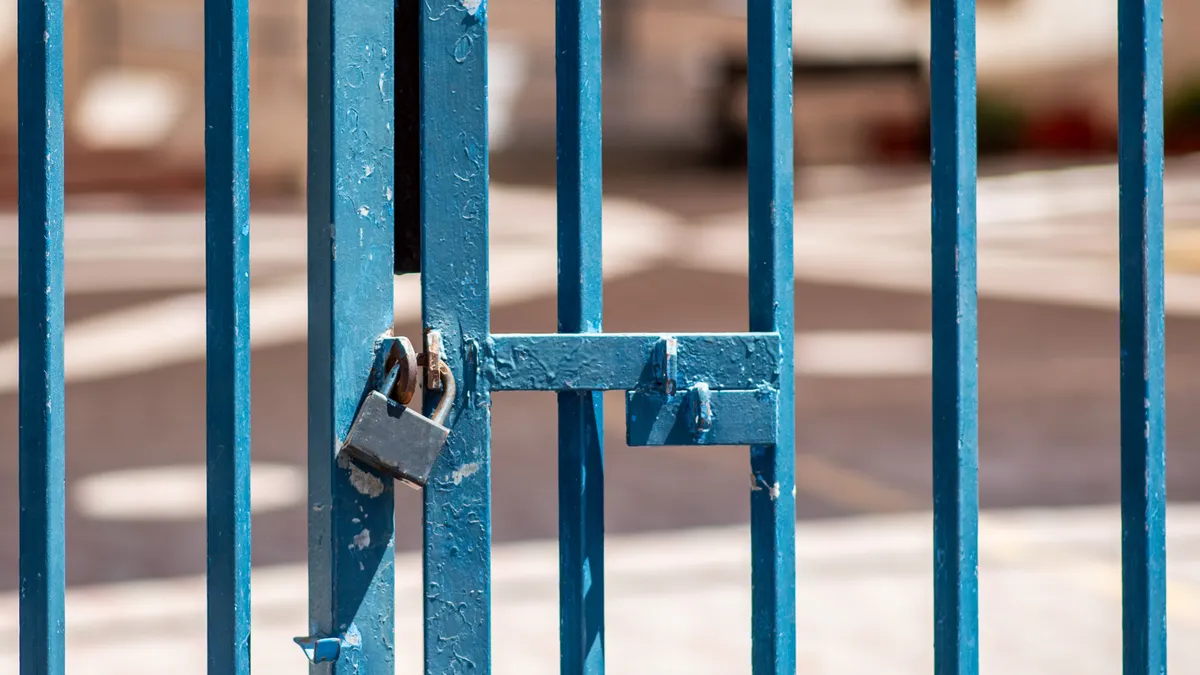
556, 0, 605, 669
626, 389, 778, 447
204, 0, 252, 671
306, 0, 397, 669
930, 0, 980, 673
746, 0, 796, 672
421, 0, 492, 671
488, 333, 782, 392
18, 0, 66, 672
1118, 0, 1167, 671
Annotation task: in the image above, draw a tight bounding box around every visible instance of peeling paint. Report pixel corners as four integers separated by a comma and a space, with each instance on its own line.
339, 453, 385, 497
462, 0, 481, 15
750, 473, 781, 499
344, 623, 363, 647
451, 462, 480, 485
352, 528, 371, 550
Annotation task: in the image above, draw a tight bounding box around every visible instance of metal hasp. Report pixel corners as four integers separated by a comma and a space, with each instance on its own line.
340, 355, 456, 489
486, 332, 781, 447
625, 336, 780, 447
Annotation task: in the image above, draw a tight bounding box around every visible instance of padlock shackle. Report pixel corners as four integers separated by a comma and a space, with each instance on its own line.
431, 361, 455, 426
380, 362, 402, 396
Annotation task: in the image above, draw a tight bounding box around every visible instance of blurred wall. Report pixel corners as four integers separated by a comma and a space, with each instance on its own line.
1, 0, 1197, 187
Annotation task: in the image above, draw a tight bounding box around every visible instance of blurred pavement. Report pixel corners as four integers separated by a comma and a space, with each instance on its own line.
3, 504, 1199, 673
5, 156, 1200, 670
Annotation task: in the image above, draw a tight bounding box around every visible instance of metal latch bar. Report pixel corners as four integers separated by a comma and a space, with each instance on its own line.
488, 332, 781, 392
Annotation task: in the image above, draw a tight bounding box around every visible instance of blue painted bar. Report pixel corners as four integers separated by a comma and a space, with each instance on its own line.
17, 0, 66, 672
745, 0, 796, 672
626, 389, 778, 447
929, 0, 980, 673
1117, 0, 1167, 671
420, 0, 493, 671
204, 0, 252, 671
488, 333, 781, 392
306, 0, 397, 669
556, 0, 605, 669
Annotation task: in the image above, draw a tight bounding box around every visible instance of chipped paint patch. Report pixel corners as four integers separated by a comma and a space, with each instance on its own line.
462, 0, 481, 15
339, 453, 385, 498
344, 624, 362, 647
750, 473, 781, 500
451, 462, 481, 485
352, 528, 371, 550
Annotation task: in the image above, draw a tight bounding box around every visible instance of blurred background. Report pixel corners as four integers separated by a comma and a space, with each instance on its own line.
4, 0, 1200, 672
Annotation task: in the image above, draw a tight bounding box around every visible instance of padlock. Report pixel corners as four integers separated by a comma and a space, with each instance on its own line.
340, 359, 455, 489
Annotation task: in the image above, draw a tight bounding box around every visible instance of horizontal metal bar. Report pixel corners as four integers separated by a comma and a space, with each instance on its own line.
625, 388, 778, 447
488, 332, 781, 392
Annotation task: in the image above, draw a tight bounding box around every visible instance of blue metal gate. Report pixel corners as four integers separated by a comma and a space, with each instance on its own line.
14, 0, 1166, 675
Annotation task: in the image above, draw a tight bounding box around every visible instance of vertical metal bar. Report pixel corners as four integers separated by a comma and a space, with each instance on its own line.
204, 0, 252, 671
1118, 0, 1167, 671
307, 0, 397, 669
17, 0, 66, 671
17, 0, 66, 669
556, 0, 605, 671
929, 0, 979, 673
420, 0, 492, 672
746, 1, 795, 673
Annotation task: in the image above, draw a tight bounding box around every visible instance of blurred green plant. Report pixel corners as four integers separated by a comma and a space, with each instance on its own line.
1166, 75, 1200, 153
976, 91, 1026, 156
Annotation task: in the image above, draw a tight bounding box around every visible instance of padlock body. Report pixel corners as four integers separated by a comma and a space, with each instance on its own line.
341, 391, 450, 488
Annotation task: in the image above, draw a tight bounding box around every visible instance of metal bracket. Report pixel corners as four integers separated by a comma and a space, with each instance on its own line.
422, 328, 444, 390
688, 382, 714, 436
652, 336, 678, 395
293, 622, 363, 663
626, 385, 777, 446
293, 635, 344, 664
625, 337, 778, 447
